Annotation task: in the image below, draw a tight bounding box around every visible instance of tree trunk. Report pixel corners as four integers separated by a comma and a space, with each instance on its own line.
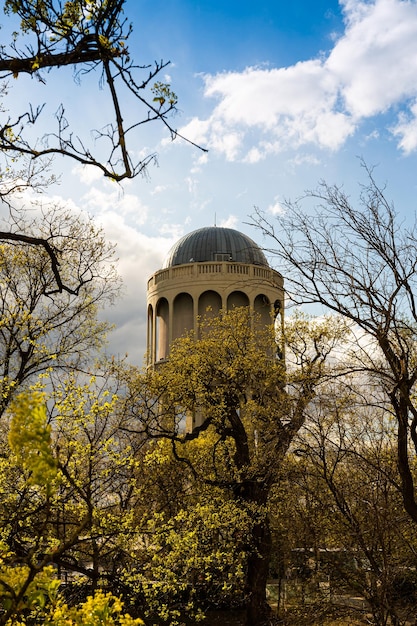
245, 510, 273, 626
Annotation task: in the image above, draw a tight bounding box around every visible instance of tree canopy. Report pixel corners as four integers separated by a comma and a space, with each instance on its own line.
123, 307, 345, 625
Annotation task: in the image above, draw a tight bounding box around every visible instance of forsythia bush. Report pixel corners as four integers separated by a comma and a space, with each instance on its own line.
2, 390, 145, 626
8, 391, 57, 489
42, 589, 144, 626
5, 584, 144, 625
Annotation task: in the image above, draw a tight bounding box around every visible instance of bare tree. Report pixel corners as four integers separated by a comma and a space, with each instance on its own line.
0, 202, 119, 416
283, 381, 417, 626
252, 162, 417, 525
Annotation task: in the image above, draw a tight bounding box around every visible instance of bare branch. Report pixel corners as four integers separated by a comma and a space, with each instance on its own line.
0, 0, 206, 181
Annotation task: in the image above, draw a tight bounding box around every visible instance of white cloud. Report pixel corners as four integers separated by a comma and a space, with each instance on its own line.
219, 214, 239, 228
82, 186, 149, 226
289, 153, 321, 167
181, 0, 417, 160
391, 99, 417, 153
150, 184, 169, 195
185, 175, 198, 194
329, 0, 417, 117
177, 117, 210, 145
267, 198, 285, 216
244, 147, 264, 164
159, 222, 187, 239
71, 164, 103, 185
95, 211, 177, 363
190, 152, 209, 173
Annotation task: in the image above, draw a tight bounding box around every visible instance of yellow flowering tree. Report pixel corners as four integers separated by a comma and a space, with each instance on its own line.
0, 203, 118, 418
0, 378, 146, 625
0, 567, 144, 625
8, 391, 57, 488
123, 307, 347, 626
123, 437, 253, 624
47, 590, 144, 626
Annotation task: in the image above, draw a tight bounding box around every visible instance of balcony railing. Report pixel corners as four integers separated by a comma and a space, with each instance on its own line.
148, 262, 282, 289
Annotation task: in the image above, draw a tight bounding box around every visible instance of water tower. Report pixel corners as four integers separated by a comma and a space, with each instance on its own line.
146, 226, 284, 366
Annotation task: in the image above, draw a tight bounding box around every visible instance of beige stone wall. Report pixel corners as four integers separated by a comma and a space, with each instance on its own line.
147, 261, 284, 365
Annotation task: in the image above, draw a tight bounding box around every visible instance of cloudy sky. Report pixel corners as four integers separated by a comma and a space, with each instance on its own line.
4, 0, 417, 362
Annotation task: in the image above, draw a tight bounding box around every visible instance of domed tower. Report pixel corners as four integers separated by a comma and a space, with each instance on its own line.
146, 226, 284, 365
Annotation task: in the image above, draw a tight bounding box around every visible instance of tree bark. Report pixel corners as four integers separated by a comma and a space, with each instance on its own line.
245, 511, 272, 626
237, 479, 273, 626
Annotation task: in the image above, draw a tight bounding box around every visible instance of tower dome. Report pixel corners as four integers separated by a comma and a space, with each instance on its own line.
163, 226, 269, 268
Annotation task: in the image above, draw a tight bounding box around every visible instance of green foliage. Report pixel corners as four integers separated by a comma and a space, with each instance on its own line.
151, 82, 178, 107
144, 307, 344, 484
2, 304, 403, 625
0, 564, 60, 621
45, 590, 145, 625
128, 308, 346, 624
124, 486, 250, 624
0, 565, 145, 625
8, 391, 57, 488
0, 381, 148, 625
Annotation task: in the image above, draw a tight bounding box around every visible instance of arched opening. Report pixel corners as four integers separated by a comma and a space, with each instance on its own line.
198, 291, 222, 338
198, 290, 222, 319
227, 290, 249, 310
173, 293, 194, 341
156, 298, 169, 361
147, 303, 154, 365
254, 294, 272, 327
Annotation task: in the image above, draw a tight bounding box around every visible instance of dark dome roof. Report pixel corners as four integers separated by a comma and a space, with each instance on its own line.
163, 226, 269, 268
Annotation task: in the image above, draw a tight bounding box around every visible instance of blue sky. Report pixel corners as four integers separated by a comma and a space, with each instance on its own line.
3, 0, 417, 361
135, 0, 344, 71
